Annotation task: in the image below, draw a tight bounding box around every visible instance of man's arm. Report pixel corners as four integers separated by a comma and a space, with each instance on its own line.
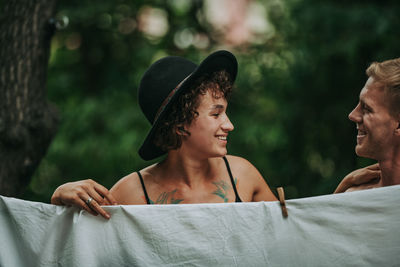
334, 163, 381, 193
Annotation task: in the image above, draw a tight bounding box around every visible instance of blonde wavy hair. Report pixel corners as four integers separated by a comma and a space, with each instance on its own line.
366, 58, 400, 116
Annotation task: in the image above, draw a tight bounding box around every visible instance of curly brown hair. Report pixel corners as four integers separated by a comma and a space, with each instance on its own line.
153, 70, 233, 152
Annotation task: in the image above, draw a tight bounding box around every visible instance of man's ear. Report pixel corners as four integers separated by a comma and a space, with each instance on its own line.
395, 115, 400, 136
396, 122, 400, 136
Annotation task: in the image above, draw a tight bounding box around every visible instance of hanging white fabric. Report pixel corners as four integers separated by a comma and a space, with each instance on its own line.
1, 185, 399, 266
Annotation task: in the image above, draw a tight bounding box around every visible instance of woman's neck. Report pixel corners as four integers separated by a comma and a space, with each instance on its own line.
159, 151, 215, 188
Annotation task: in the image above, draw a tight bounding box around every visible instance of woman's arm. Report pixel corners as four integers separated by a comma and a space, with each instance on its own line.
249, 166, 278, 202
51, 179, 117, 219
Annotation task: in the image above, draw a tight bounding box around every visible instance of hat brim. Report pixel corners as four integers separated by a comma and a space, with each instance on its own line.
138, 50, 238, 161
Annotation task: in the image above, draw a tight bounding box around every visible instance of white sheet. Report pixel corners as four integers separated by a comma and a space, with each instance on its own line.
1, 185, 399, 266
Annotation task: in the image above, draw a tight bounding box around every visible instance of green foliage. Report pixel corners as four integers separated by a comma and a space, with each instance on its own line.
23, 0, 400, 202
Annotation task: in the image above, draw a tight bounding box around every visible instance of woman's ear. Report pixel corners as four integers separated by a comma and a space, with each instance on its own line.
175, 124, 188, 136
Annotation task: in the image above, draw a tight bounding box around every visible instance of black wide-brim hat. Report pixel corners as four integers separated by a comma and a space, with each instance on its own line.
138, 50, 238, 161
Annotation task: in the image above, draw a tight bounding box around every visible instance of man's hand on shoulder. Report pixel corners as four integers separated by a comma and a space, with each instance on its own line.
334, 163, 381, 193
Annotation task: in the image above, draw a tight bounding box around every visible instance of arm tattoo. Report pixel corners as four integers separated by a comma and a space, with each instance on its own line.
212, 180, 230, 202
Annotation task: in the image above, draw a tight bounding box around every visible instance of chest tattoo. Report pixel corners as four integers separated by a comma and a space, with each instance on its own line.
149, 189, 184, 204
212, 180, 231, 202
146, 178, 238, 204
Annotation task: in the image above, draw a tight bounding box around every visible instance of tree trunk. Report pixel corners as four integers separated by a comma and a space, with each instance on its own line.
0, 0, 58, 196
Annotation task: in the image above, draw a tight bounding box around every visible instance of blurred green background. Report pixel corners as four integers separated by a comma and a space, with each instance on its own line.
22, 0, 400, 202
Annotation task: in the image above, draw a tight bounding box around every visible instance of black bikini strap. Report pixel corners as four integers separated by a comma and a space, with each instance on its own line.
223, 156, 242, 202
137, 171, 151, 204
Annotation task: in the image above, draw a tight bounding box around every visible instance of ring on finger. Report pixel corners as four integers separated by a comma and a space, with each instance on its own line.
86, 197, 94, 206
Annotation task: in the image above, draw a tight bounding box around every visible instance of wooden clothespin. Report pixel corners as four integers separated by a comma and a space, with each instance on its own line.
277, 187, 288, 218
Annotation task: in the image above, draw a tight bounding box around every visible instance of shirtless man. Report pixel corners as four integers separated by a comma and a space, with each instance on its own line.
335, 57, 400, 192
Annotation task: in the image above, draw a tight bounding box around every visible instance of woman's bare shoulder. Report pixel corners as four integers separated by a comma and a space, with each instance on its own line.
112, 164, 157, 188
110, 165, 157, 205
111, 172, 139, 190
224, 155, 264, 186
225, 155, 277, 201
224, 155, 258, 174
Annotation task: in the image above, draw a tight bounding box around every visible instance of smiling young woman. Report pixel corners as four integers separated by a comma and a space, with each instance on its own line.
51, 51, 277, 218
